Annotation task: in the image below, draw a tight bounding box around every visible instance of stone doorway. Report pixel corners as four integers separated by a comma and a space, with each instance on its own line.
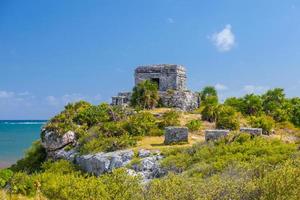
151, 78, 160, 88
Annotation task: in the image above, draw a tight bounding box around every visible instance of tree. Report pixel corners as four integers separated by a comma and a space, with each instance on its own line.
201, 96, 219, 122
241, 94, 263, 116
289, 98, 300, 127
130, 80, 160, 109
200, 86, 218, 102
224, 97, 243, 113
262, 88, 289, 122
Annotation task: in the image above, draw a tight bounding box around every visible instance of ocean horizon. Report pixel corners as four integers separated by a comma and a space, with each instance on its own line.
0, 120, 46, 168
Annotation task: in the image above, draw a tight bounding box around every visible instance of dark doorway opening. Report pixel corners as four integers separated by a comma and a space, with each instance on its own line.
151, 78, 160, 88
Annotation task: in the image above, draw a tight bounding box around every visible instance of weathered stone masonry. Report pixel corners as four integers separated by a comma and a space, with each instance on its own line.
112, 64, 200, 111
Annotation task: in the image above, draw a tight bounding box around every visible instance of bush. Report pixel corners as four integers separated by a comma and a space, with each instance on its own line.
159, 110, 180, 128
11, 140, 47, 173
144, 174, 199, 200
161, 134, 297, 177
43, 101, 91, 134
39, 172, 108, 200
101, 168, 143, 200
74, 103, 111, 126
80, 134, 137, 154
260, 160, 300, 200
125, 112, 162, 136
248, 115, 275, 135
0, 169, 13, 188
9, 172, 37, 197
185, 120, 202, 132
130, 80, 160, 109
201, 96, 219, 122
216, 105, 240, 130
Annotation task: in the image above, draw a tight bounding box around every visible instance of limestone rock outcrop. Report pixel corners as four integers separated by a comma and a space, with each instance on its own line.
41, 130, 76, 152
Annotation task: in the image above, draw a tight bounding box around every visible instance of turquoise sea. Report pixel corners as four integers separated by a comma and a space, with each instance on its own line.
0, 120, 46, 168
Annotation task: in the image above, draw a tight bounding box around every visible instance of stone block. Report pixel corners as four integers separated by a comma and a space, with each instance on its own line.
240, 127, 262, 136
205, 130, 230, 141
164, 127, 188, 144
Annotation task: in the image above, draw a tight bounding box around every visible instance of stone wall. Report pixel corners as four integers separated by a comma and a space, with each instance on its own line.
134, 64, 187, 91
159, 90, 199, 111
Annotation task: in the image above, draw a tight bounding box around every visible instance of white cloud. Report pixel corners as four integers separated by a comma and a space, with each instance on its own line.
166, 17, 175, 24
211, 24, 235, 52
0, 90, 14, 98
215, 83, 228, 91
243, 85, 268, 94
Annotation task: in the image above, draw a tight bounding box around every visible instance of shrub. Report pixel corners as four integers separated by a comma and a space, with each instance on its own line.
201, 96, 219, 122
80, 134, 137, 154
38, 172, 108, 200
0, 169, 13, 188
161, 134, 297, 177
74, 103, 111, 127
11, 140, 47, 173
248, 115, 275, 135
41, 160, 77, 174
125, 112, 162, 136
43, 101, 91, 134
216, 105, 240, 130
186, 119, 202, 132
9, 172, 37, 197
144, 174, 199, 200
260, 160, 300, 200
101, 168, 143, 200
130, 80, 159, 109
159, 110, 180, 128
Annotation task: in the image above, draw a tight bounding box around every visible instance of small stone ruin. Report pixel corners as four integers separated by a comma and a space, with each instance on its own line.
205, 129, 230, 141
240, 127, 263, 136
164, 126, 188, 144
111, 64, 200, 111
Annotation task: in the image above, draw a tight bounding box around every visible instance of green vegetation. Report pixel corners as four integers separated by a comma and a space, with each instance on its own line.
248, 115, 275, 135
10, 140, 47, 173
130, 80, 160, 109
158, 110, 180, 128
215, 105, 240, 130
4, 85, 300, 199
3, 134, 300, 200
185, 119, 202, 132
201, 87, 300, 133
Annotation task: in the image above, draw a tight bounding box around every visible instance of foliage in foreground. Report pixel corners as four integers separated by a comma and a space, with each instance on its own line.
3, 135, 300, 200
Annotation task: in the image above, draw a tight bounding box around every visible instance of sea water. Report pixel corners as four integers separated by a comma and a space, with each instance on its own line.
0, 120, 46, 168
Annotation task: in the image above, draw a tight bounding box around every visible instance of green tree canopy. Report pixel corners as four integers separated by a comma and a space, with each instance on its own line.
130, 80, 160, 109
200, 86, 218, 103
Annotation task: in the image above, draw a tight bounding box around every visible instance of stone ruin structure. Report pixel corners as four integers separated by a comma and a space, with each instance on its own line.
112, 64, 199, 111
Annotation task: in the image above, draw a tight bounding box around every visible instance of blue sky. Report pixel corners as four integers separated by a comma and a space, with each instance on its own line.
1, 0, 300, 119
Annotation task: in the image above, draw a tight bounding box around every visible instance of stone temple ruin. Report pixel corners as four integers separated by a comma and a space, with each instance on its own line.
112, 64, 199, 111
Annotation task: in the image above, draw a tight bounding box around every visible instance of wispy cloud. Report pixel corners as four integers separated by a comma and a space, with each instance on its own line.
0, 90, 14, 98
46, 93, 102, 107
210, 24, 235, 52
215, 83, 228, 91
166, 17, 175, 24
243, 85, 269, 94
